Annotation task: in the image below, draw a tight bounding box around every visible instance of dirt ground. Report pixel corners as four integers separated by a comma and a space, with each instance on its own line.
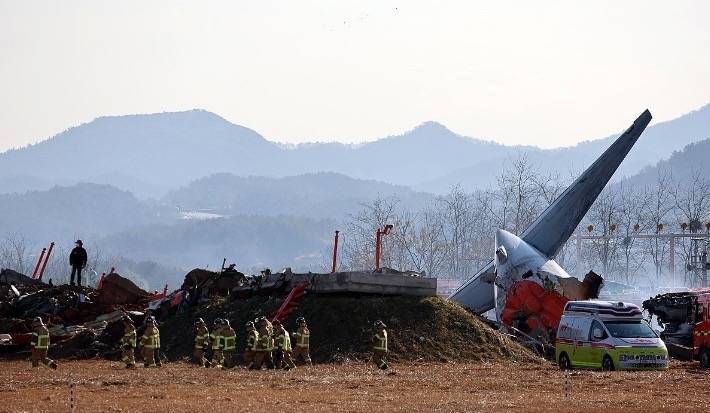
0, 360, 708, 413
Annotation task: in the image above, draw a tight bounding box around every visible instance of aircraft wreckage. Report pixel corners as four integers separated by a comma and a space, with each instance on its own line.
450, 110, 653, 343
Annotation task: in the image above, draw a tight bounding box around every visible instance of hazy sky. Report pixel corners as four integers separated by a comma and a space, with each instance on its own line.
1, 1, 709, 152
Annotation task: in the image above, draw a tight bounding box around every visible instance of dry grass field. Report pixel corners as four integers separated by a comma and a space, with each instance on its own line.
1, 360, 709, 412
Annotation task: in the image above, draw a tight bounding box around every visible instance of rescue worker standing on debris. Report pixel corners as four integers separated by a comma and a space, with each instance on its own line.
30, 316, 57, 369
120, 316, 137, 369
193, 318, 210, 367
292, 317, 312, 366
273, 320, 295, 370
221, 319, 237, 369
68, 239, 88, 287
140, 316, 159, 367
372, 320, 388, 370
244, 321, 258, 369
210, 319, 224, 368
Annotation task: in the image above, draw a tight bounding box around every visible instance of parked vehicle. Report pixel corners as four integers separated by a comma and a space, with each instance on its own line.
555, 300, 668, 370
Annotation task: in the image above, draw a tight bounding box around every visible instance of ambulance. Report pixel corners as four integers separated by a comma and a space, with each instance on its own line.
555, 300, 668, 370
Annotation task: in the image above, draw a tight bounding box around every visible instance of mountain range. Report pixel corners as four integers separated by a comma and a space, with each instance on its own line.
2, 103, 710, 288
2, 104, 709, 197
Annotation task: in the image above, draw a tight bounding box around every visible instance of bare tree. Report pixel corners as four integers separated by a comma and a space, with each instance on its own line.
644, 169, 676, 286
585, 186, 624, 279
0, 234, 35, 275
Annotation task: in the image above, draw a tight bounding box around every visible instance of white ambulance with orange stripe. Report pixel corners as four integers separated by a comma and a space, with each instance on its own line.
555, 301, 668, 371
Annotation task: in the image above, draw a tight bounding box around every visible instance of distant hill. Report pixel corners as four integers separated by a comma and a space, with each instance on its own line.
0, 110, 278, 198
96, 215, 336, 278
0, 183, 162, 245
3, 104, 709, 197
163, 172, 433, 220
620, 138, 710, 188
417, 104, 710, 192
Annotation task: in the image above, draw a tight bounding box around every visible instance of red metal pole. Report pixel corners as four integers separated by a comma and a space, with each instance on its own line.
163, 284, 168, 296
375, 228, 382, 271
38, 242, 54, 280
331, 231, 340, 273
32, 248, 46, 279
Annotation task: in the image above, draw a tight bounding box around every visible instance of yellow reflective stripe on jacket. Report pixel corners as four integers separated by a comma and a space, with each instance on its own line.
295, 330, 310, 348
276, 333, 292, 351
374, 331, 387, 351
211, 332, 223, 350
195, 332, 209, 348
122, 330, 137, 347
223, 334, 236, 351
257, 334, 271, 351
142, 333, 158, 349
35, 334, 50, 349
247, 331, 259, 351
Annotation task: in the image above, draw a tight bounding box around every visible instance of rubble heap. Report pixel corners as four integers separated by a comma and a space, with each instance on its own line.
160, 294, 538, 363
2, 266, 537, 364
0, 269, 151, 360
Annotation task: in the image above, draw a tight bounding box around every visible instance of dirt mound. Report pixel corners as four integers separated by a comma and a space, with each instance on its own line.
160, 295, 537, 363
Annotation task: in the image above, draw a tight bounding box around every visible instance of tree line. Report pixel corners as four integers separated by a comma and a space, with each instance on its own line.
337, 155, 710, 289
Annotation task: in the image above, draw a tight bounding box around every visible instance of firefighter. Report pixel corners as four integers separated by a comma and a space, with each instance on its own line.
140, 316, 158, 367
30, 317, 57, 369
210, 318, 224, 368
120, 316, 137, 369
251, 322, 273, 370
273, 320, 295, 370
291, 317, 312, 366
244, 321, 259, 369
193, 318, 210, 367
372, 320, 388, 370
152, 317, 163, 367
221, 319, 237, 369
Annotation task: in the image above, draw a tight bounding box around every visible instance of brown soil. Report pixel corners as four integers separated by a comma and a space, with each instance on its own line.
0, 360, 708, 412
160, 295, 537, 363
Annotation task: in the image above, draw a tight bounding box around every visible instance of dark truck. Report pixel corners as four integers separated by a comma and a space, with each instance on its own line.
643, 289, 710, 367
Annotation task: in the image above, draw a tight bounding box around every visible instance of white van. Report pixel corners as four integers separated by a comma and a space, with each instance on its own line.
555, 300, 668, 370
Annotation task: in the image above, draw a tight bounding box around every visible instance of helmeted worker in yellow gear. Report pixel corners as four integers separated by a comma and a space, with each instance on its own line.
273, 320, 296, 370
193, 318, 210, 367
244, 321, 259, 369
221, 319, 237, 370
152, 316, 163, 367
140, 316, 159, 367
30, 317, 57, 369
120, 316, 137, 369
210, 318, 224, 368
251, 321, 274, 370
291, 317, 312, 366
372, 320, 389, 370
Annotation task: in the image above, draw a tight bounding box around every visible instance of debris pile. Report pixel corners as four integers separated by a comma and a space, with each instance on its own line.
0, 269, 151, 359
2, 265, 536, 364
160, 294, 538, 363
